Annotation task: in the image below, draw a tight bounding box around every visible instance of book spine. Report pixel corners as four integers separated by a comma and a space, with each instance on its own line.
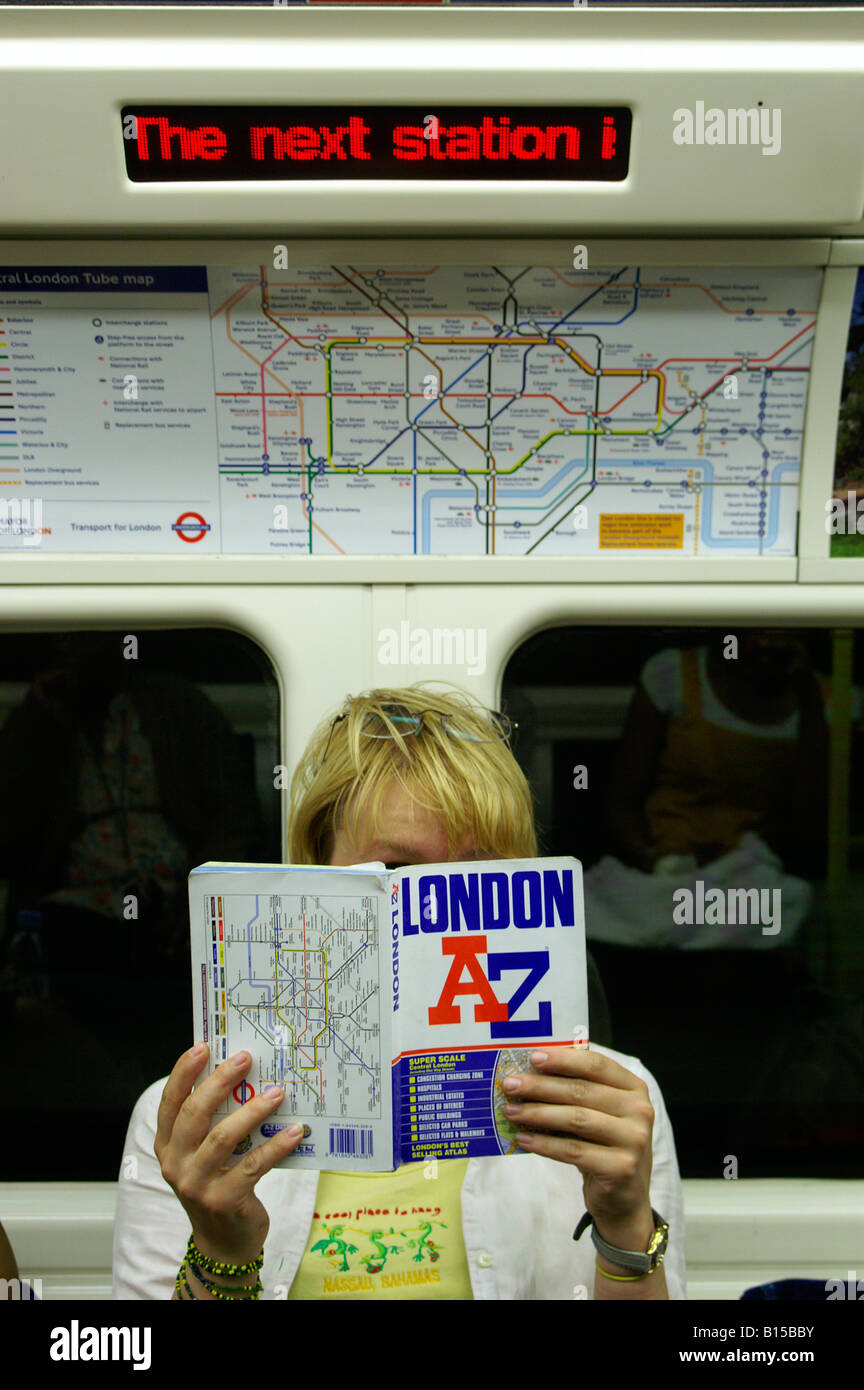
389, 870, 401, 1167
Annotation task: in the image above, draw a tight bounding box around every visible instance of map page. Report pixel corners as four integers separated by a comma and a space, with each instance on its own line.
190, 863, 392, 1171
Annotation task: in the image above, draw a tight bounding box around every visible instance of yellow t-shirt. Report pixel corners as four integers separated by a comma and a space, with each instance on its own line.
287, 1159, 473, 1300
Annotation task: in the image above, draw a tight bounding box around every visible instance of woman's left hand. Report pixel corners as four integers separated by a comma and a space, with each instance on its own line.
501, 1047, 656, 1240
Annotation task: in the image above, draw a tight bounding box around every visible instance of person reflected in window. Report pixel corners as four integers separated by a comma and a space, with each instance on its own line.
584, 630, 864, 1166
588, 630, 837, 952
0, 632, 262, 1032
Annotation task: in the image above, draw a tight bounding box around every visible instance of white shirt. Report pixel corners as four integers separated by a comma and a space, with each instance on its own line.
641, 646, 862, 735
112, 1043, 687, 1301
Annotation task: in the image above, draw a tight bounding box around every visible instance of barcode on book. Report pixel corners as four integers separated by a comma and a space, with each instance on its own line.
328, 1126, 374, 1158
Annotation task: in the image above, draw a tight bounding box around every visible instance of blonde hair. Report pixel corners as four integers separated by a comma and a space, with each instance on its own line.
288, 684, 537, 864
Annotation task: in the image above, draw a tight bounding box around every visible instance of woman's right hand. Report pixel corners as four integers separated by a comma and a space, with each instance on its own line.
155, 1043, 305, 1267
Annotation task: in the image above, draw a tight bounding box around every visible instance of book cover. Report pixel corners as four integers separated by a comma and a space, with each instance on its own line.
392, 858, 588, 1167
188, 858, 587, 1171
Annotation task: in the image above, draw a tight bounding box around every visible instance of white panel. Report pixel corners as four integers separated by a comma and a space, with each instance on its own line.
0, 239, 834, 270
829, 239, 864, 266
0, 10, 863, 233
371, 584, 409, 685
403, 585, 864, 712
0, 555, 802, 585
800, 557, 864, 582
0, 1183, 116, 1302
3, 1180, 860, 1301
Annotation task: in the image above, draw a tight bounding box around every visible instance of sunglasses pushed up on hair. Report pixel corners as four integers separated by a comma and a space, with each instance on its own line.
320, 703, 518, 765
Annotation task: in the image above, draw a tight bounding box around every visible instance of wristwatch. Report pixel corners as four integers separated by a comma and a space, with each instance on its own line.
573, 1208, 669, 1274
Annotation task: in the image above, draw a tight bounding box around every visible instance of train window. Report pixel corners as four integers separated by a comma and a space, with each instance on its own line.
830, 265, 864, 558
503, 624, 864, 1179
0, 628, 280, 1180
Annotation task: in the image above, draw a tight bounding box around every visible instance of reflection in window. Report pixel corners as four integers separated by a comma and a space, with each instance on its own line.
831, 265, 864, 557
0, 630, 280, 1180
504, 626, 864, 1177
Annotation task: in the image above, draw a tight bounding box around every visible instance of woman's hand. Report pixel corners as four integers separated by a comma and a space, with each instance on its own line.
155, 1043, 305, 1267
500, 1047, 656, 1242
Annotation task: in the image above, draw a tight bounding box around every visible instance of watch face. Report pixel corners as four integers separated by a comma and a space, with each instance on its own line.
648, 1223, 670, 1260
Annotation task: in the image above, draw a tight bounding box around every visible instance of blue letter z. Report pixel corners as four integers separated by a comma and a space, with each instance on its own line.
486, 950, 551, 1038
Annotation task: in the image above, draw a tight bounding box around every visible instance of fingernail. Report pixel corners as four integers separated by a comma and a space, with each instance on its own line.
531, 1051, 548, 1065
231, 1051, 250, 1066
502, 1077, 521, 1093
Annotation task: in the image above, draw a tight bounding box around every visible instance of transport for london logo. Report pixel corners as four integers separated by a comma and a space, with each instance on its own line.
172, 510, 211, 542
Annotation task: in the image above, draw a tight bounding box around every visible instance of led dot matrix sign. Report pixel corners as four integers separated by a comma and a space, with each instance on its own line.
122, 106, 632, 182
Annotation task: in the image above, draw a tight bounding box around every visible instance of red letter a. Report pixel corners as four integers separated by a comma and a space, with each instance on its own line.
428, 936, 508, 1026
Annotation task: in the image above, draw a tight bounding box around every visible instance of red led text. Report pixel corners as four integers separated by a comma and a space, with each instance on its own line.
132, 113, 620, 167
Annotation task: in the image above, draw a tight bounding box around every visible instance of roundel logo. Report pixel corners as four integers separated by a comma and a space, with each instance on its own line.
172, 511, 211, 543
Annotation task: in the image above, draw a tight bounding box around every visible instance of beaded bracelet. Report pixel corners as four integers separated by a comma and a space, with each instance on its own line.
175, 1257, 263, 1301
175, 1236, 264, 1301
175, 1263, 196, 1301
185, 1234, 264, 1277
190, 1262, 262, 1299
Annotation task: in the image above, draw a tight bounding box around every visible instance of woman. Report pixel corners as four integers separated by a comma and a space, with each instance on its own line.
113, 685, 685, 1300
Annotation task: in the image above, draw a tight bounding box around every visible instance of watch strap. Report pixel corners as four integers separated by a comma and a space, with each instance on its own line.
573, 1208, 669, 1273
